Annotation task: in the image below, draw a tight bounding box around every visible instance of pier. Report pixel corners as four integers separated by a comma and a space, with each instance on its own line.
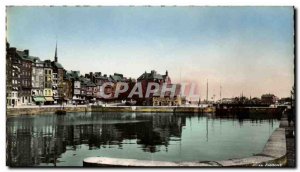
214, 103, 286, 118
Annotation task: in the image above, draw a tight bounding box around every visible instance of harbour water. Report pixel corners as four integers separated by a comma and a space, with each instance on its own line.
6, 112, 279, 167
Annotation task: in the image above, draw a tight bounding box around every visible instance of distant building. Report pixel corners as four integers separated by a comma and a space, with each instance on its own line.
109, 73, 130, 100
250, 97, 261, 104
88, 72, 132, 102
65, 71, 83, 104
278, 97, 292, 105
137, 70, 181, 106
220, 98, 234, 104
91, 72, 111, 101
81, 77, 97, 104
261, 94, 278, 105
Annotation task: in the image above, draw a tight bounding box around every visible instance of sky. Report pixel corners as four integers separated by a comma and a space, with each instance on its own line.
6, 6, 294, 99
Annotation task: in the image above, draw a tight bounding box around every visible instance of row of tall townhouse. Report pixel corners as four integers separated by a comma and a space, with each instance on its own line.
6, 42, 65, 106
6, 42, 183, 107
5, 42, 135, 106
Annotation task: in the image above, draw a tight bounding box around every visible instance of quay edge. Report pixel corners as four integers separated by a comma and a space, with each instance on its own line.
6, 106, 215, 116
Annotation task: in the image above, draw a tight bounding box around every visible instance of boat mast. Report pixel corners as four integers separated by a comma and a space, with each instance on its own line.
206, 79, 208, 103
220, 84, 222, 103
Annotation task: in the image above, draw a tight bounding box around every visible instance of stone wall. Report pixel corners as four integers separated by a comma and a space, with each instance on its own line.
7, 106, 91, 116
7, 106, 215, 116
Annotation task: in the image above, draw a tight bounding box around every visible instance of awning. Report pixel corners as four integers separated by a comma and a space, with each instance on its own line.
45, 97, 54, 101
33, 97, 46, 102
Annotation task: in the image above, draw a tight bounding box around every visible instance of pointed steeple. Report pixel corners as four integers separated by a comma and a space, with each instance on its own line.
54, 41, 58, 62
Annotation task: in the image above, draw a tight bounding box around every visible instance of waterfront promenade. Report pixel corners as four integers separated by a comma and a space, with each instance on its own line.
7, 104, 88, 109
6, 104, 215, 116
280, 112, 296, 167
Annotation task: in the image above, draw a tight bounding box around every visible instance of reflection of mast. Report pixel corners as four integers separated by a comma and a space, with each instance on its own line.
179, 136, 182, 156
206, 117, 208, 142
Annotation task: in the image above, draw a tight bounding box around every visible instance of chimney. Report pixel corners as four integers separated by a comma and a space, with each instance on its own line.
90, 72, 93, 81
166, 70, 168, 76
54, 42, 58, 62
24, 49, 29, 56
6, 42, 10, 50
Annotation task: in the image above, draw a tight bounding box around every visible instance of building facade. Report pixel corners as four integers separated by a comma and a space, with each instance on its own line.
61, 78, 73, 105
137, 70, 175, 105
43, 60, 54, 104
15, 50, 33, 106
31, 57, 45, 105
261, 94, 278, 105
51, 44, 65, 104
6, 43, 21, 106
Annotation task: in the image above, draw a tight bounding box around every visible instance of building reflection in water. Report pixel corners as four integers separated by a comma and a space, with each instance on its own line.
6, 112, 277, 167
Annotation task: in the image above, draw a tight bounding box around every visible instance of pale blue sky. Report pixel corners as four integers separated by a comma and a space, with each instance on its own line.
6, 6, 294, 98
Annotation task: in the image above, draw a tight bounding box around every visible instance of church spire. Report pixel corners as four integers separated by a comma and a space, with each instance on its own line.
54, 41, 58, 62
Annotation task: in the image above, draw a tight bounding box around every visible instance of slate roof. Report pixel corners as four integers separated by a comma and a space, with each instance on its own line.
65, 71, 80, 80
27, 56, 41, 62
94, 73, 126, 82
94, 75, 108, 80
137, 70, 166, 81
80, 77, 96, 87
52, 61, 64, 69
110, 74, 126, 82
16, 51, 32, 62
